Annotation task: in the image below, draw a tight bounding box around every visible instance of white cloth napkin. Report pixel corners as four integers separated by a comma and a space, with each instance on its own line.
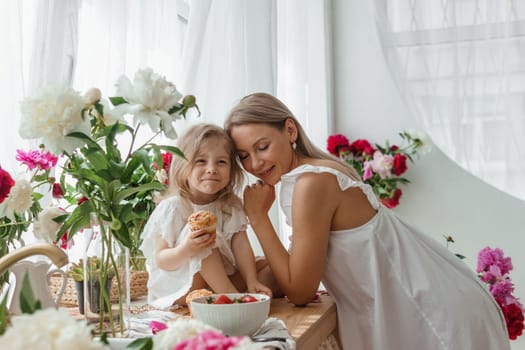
126, 309, 178, 338
251, 317, 296, 350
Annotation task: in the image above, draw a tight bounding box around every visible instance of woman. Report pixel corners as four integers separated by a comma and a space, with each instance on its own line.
224, 92, 510, 350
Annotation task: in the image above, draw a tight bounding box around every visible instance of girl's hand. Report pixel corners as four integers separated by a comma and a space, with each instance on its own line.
183, 228, 216, 255
243, 180, 275, 222
247, 279, 273, 298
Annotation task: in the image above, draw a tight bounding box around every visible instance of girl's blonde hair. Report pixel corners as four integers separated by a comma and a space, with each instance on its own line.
164, 123, 245, 207
224, 92, 360, 180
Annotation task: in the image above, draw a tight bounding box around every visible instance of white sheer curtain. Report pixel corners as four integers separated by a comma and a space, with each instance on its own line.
373, 0, 525, 201
275, 0, 334, 245
178, 0, 276, 125
1, 0, 79, 172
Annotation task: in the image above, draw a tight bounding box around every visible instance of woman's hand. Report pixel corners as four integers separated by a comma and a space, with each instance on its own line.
243, 180, 275, 223
183, 229, 216, 256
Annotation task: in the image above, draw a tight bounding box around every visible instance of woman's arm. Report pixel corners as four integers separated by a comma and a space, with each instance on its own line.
155, 228, 216, 270
244, 173, 338, 305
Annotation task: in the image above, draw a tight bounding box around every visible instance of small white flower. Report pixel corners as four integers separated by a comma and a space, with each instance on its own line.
371, 151, 394, 179
113, 68, 183, 139
83, 87, 102, 105
1, 178, 33, 217
0, 308, 105, 349
19, 85, 91, 154
33, 206, 64, 243
406, 129, 432, 155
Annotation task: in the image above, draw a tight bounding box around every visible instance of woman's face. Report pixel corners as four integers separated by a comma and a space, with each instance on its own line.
229, 123, 295, 185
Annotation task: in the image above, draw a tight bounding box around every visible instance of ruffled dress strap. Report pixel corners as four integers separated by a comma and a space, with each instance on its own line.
280, 164, 380, 225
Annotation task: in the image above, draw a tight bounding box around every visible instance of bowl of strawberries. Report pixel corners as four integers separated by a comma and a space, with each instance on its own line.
189, 293, 271, 336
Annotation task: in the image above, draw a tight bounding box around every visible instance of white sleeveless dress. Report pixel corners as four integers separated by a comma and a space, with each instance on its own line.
140, 196, 248, 309
280, 164, 510, 350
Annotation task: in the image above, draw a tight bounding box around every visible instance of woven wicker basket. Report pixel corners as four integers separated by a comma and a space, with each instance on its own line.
50, 270, 149, 307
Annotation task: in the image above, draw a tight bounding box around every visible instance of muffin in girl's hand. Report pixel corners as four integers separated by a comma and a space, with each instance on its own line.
188, 210, 217, 235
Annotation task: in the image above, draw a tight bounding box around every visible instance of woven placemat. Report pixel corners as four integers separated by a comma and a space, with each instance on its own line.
50, 271, 149, 307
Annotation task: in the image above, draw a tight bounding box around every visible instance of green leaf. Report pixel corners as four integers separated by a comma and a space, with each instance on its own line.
455, 254, 467, 260
67, 132, 103, 151
126, 337, 153, 350
19, 272, 41, 314
109, 96, 128, 106
156, 145, 186, 160
115, 182, 165, 203
56, 200, 93, 240
84, 148, 110, 171
0, 289, 9, 335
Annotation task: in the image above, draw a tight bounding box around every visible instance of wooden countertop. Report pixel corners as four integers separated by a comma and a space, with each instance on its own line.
174, 294, 338, 349
269, 295, 338, 350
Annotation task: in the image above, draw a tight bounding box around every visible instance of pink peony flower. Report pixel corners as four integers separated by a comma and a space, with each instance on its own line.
173, 330, 247, 350
370, 151, 393, 179
16, 149, 58, 171
477, 247, 513, 275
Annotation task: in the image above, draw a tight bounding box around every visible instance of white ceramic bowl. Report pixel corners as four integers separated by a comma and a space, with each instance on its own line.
190, 293, 270, 336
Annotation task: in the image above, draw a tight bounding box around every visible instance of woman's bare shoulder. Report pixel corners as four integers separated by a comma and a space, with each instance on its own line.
306, 159, 356, 178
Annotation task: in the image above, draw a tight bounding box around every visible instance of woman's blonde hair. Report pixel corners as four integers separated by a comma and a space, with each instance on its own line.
164, 123, 245, 207
224, 92, 360, 179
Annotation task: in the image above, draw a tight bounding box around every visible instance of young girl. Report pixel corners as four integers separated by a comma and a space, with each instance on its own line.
141, 123, 273, 309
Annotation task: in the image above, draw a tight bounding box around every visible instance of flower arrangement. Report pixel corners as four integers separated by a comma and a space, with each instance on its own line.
129, 319, 259, 350
326, 130, 431, 208
7, 67, 198, 335
477, 247, 524, 340
0, 147, 63, 284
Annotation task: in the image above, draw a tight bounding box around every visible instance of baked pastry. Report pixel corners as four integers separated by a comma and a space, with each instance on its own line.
185, 288, 213, 316
188, 210, 217, 235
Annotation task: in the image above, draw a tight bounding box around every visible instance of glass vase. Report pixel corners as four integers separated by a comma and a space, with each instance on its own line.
83, 213, 130, 337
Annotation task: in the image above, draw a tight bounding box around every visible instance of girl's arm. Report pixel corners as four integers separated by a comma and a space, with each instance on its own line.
244, 173, 338, 305
155, 228, 216, 270
231, 231, 272, 296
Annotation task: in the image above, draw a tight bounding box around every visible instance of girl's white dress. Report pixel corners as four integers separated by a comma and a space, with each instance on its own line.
140, 196, 247, 309
280, 164, 510, 350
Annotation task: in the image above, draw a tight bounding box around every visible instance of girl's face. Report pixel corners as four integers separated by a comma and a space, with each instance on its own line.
188, 136, 232, 204
230, 122, 295, 185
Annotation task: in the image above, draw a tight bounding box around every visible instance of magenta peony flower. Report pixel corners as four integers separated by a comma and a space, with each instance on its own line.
16, 149, 58, 171
477, 247, 513, 275
173, 330, 248, 350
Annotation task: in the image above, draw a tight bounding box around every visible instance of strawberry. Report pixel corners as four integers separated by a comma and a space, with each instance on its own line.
213, 294, 234, 304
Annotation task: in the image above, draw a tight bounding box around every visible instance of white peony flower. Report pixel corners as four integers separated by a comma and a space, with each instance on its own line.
0, 308, 105, 349
33, 206, 64, 243
406, 129, 432, 155
19, 85, 91, 154
0, 178, 33, 218
113, 68, 183, 139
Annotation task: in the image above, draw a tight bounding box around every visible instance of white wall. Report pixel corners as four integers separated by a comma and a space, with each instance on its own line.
331, 1, 525, 348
